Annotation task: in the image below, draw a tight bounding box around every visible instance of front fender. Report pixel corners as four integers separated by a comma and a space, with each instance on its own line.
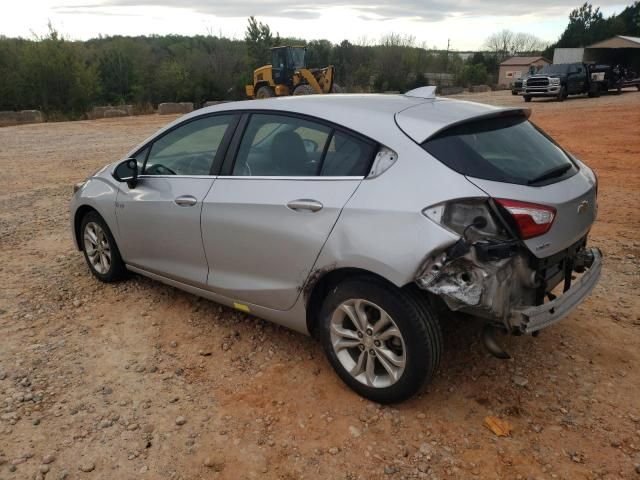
70, 177, 120, 250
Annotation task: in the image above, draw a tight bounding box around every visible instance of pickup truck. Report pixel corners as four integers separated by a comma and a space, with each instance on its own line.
522, 63, 602, 102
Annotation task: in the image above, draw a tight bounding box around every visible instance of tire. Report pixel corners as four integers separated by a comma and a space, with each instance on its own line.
256, 86, 275, 99
331, 83, 343, 93
318, 277, 442, 404
293, 84, 316, 95
80, 211, 127, 282
557, 86, 566, 102
524, 95, 532, 103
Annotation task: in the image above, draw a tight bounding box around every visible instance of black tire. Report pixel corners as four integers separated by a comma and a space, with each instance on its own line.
318, 277, 442, 404
557, 86, 566, 102
80, 211, 127, 282
331, 83, 343, 93
256, 86, 275, 99
524, 95, 532, 103
293, 84, 315, 95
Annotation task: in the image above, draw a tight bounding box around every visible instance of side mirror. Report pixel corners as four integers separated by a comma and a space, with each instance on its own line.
113, 158, 139, 189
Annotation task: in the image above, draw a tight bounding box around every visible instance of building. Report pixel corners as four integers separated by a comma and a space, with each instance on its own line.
553, 36, 640, 71
498, 56, 551, 87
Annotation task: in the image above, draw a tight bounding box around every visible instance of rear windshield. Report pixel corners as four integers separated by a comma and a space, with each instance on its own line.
421, 115, 577, 186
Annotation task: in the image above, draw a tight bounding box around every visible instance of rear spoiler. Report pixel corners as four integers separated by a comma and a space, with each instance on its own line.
424, 108, 531, 142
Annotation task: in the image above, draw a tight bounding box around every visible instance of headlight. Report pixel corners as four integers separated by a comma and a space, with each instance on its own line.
550, 78, 560, 85
522, 79, 527, 86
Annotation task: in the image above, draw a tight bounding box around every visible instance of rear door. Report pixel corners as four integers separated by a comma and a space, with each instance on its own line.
201, 112, 377, 310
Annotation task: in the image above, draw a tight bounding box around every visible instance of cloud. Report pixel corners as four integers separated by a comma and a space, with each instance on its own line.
54, 0, 628, 21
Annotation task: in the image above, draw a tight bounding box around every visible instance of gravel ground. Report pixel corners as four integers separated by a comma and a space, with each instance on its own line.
0, 90, 639, 480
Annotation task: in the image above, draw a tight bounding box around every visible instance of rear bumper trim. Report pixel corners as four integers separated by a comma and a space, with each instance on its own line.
514, 248, 602, 333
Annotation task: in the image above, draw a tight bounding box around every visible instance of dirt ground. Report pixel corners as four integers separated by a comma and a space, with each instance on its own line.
0, 89, 639, 480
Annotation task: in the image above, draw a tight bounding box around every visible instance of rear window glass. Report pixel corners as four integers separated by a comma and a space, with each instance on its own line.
422, 115, 577, 186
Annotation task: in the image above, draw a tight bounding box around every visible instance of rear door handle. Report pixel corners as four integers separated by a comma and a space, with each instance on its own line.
286, 199, 323, 212
174, 195, 198, 207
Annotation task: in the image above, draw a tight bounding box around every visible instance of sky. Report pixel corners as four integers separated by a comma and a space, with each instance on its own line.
0, 0, 631, 50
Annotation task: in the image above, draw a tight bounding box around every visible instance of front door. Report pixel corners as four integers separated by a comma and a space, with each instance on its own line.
201, 112, 377, 310
115, 114, 236, 286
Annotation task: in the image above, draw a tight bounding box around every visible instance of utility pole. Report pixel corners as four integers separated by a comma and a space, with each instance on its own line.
445, 38, 450, 73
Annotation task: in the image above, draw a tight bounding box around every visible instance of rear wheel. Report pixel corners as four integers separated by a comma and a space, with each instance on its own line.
319, 278, 442, 403
293, 84, 316, 95
256, 86, 275, 99
80, 211, 127, 282
523, 95, 532, 102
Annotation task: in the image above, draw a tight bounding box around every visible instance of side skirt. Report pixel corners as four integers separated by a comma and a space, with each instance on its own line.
126, 264, 310, 335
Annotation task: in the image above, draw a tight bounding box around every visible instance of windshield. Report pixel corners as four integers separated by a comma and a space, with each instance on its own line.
538, 64, 570, 75
422, 115, 577, 186
289, 48, 306, 69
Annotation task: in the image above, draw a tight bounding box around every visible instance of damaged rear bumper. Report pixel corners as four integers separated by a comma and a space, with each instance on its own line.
514, 248, 602, 333
416, 238, 602, 334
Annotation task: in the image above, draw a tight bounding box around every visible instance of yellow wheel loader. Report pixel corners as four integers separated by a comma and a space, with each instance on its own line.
245, 46, 342, 99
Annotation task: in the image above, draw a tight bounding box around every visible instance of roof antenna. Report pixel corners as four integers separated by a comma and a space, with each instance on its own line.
404, 86, 437, 99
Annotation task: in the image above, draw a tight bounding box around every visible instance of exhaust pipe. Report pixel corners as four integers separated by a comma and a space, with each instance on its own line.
482, 323, 511, 359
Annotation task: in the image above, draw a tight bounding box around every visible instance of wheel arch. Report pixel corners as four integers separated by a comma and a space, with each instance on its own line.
305, 266, 424, 337
73, 205, 99, 251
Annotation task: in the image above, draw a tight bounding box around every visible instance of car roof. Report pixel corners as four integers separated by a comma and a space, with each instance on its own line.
173, 94, 529, 146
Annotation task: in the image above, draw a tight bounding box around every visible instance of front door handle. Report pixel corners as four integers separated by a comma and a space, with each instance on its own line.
174, 195, 198, 207
287, 199, 323, 212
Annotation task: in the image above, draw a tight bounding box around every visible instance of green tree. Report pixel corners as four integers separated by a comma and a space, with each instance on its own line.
245, 16, 279, 68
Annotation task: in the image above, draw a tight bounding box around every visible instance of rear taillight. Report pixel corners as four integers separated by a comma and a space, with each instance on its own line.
495, 199, 555, 240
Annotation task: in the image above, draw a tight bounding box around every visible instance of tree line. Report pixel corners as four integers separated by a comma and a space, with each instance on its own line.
0, 2, 638, 118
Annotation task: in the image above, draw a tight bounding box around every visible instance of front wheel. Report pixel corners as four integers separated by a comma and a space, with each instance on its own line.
293, 84, 316, 95
80, 211, 127, 282
319, 278, 442, 403
523, 95, 532, 102
557, 86, 566, 102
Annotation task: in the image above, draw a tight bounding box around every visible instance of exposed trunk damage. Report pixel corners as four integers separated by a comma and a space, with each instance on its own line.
415, 238, 538, 327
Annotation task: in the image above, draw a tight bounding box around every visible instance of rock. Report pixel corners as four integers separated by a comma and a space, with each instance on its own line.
42, 453, 56, 464
635, 463, 640, 474
175, 416, 186, 426
328, 447, 339, 455
512, 376, 529, 387
127, 423, 139, 431
349, 426, 361, 438
417, 413, 426, 419
169, 341, 178, 348
79, 461, 95, 472
158, 102, 194, 115
384, 465, 399, 474
40, 464, 51, 473
99, 419, 112, 428
203, 457, 225, 471
58, 469, 69, 479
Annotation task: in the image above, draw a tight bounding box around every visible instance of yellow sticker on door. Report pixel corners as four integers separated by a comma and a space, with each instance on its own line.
233, 302, 250, 313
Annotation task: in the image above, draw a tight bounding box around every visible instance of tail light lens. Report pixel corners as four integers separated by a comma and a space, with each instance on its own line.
495, 199, 555, 239
423, 199, 510, 241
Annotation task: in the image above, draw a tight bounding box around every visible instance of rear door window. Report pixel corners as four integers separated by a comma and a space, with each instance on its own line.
422, 115, 577, 185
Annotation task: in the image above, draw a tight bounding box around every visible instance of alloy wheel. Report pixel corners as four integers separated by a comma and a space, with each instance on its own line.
330, 299, 406, 388
83, 221, 111, 274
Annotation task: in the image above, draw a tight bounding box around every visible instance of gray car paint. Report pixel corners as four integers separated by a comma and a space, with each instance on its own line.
70, 93, 598, 336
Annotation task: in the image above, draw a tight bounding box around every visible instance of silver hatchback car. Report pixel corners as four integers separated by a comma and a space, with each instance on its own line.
71, 89, 601, 403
